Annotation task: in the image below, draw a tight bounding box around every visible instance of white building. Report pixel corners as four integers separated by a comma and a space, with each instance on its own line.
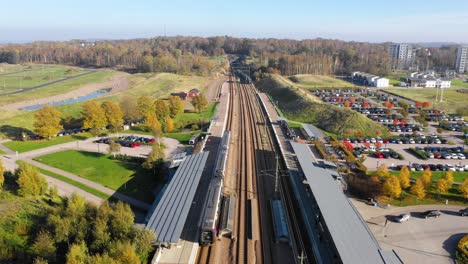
375, 78, 389, 87
387, 43, 416, 69
352, 72, 389, 87
437, 79, 451, 89
408, 72, 451, 88
456, 46, 468, 73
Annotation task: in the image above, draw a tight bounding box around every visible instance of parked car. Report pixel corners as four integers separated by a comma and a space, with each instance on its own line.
422, 210, 441, 219
395, 214, 410, 223
365, 198, 378, 206
460, 208, 468, 216
458, 153, 466, 160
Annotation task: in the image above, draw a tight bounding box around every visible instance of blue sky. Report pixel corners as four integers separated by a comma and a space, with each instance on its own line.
1, 0, 468, 43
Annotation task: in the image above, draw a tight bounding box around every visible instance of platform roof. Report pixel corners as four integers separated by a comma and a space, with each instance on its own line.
146, 151, 209, 244
290, 142, 402, 264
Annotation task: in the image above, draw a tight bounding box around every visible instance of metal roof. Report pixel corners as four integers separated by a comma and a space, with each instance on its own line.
290, 142, 402, 264
302, 123, 323, 139
146, 151, 209, 244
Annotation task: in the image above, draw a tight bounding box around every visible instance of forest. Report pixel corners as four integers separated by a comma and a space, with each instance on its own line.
0, 36, 459, 77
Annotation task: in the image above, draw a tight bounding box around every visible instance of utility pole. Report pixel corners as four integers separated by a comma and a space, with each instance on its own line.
274, 153, 280, 196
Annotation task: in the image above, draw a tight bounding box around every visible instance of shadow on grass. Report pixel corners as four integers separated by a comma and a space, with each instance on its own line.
0, 125, 33, 140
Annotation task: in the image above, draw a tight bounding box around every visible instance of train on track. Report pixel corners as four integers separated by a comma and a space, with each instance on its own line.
200, 131, 231, 246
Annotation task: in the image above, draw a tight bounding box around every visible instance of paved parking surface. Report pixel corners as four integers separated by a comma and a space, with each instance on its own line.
352, 199, 468, 264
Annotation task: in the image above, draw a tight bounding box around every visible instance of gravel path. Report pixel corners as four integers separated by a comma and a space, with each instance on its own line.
0, 71, 130, 110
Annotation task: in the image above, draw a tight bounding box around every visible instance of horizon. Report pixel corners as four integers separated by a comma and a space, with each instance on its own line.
1, 0, 468, 43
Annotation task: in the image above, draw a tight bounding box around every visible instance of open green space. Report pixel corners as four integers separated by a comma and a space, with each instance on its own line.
289, 74, 357, 89
18, 161, 111, 200
388, 170, 467, 183
384, 71, 407, 86
3, 133, 92, 153
257, 74, 389, 137
34, 150, 156, 203
451, 79, 468, 89
386, 88, 468, 109
164, 130, 202, 144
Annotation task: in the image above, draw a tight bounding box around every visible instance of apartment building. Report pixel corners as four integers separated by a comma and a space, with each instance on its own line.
387, 43, 416, 69
456, 46, 468, 73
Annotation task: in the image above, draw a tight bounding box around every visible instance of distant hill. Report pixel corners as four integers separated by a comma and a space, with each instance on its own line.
256, 75, 389, 137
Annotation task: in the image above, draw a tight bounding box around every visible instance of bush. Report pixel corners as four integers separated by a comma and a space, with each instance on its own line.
408, 148, 428, 160
313, 140, 328, 159
456, 235, 468, 263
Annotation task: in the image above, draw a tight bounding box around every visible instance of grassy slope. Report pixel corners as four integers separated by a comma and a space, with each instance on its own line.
34, 150, 156, 203
0, 73, 209, 134
257, 74, 389, 137
290, 74, 357, 89
386, 88, 468, 109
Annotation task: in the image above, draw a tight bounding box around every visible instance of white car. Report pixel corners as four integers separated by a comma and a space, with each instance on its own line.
457, 166, 465, 172
451, 153, 459, 159
446, 164, 456, 171
395, 214, 410, 223
409, 139, 415, 144
370, 138, 376, 143
458, 153, 466, 160
427, 152, 434, 159
443, 154, 452, 159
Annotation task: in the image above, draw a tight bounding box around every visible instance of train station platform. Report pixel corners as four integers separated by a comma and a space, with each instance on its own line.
150, 81, 230, 264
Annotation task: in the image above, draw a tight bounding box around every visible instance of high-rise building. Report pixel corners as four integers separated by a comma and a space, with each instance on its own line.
456, 46, 468, 73
387, 43, 416, 69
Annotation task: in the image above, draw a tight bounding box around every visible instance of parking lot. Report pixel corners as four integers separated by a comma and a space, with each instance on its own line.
352, 199, 468, 264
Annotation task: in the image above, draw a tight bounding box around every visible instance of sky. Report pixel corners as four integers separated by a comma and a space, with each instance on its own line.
1, 0, 468, 43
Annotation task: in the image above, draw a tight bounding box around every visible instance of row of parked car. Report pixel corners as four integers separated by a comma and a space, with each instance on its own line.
416, 146, 466, 160
384, 124, 423, 133
394, 208, 468, 223
94, 135, 155, 148
345, 135, 446, 145
396, 163, 467, 172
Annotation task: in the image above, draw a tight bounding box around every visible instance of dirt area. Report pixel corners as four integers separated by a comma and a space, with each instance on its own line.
0, 71, 130, 110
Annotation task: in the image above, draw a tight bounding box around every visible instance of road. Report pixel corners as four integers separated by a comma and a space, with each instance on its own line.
352, 199, 467, 264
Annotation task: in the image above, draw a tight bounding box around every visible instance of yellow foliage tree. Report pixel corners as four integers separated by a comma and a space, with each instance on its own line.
410, 178, 426, 199
16, 163, 48, 197
459, 178, 468, 199
436, 178, 449, 194
145, 114, 162, 138
165, 117, 174, 132
383, 175, 401, 198
168, 95, 184, 118
420, 168, 432, 189
398, 165, 411, 189
33, 105, 63, 140
374, 164, 390, 178
443, 171, 454, 187
82, 102, 107, 136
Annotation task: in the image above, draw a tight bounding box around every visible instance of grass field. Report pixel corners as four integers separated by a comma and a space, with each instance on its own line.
289, 74, 357, 89
388, 170, 467, 183
34, 150, 157, 203
3, 133, 92, 153
164, 130, 202, 144
380, 187, 467, 206
451, 79, 468, 89
384, 71, 408, 86
386, 88, 468, 109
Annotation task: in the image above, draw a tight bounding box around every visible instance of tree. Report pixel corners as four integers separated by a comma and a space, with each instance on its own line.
422, 102, 430, 108
31, 230, 56, 261
436, 178, 449, 194
132, 227, 155, 263
191, 94, 208, 113
108, 141, 121, 157
110, 241, 140, 264
101, 101, 123, 132
0, 159, 4, 192
146, 114, 162, 138
143, 144, 165, 169
374, 164, 390, 178
165, 117, 174, 132
383, 176, 401, 198
154, 99, 170, 122
16, 163, 48, 196
120, 96, 139, 121
344, 101, 351, 107
443, 171, 454, 186
109, 201, 134, 240
33, 105, 63, 139
81, 102, 107, 136
137, 96, 155, 120
459, 178, 468, 200
411, 178, 426, 199
420, 168, 433, 189
398, 165, 411, 189
168, 95, 184, 118
66, 242, 88, 264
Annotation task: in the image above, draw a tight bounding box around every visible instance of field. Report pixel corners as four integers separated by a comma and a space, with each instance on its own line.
289, 74, 357, 89
386, 88, 468, 109
3, 133, 92, 153
0, 72, 209, 136
34, 150, 157, 203
451, 79, 468, 89
384, 71, 408, 86
388, 170, 467, 183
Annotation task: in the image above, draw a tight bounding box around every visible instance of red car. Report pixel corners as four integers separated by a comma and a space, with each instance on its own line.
434, 153, 442, 159
383, 138, 390, 144
375, 152, 384, 159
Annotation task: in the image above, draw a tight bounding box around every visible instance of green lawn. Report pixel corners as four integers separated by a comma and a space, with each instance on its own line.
388, 170, 467, 183
451, 79, 468, 89
384, 71, 407, 86
3, 133, 92, 153
386, 88, 468, 109
380, 187, 467, 206
290, 74, 357, 89
288, 121, 303, 129
34, 150, 156, 203
164, 130, 202, 144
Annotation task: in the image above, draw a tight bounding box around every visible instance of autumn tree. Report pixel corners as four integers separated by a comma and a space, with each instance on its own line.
436, 178, 449, 194
143, 144, 165, 169
168, 95, 185, 118
16, 163, 48, 197
33, 105, 63, 139
31, 230, 56, 261
443, 170, 454, 187
398, 165, 411, 189
109, 201, 134, 240
82, 102, 107, 136
411, 178, 426, 199
133, 227, 155, 263
165, 117, 174, 132
146, 114, 162, 138
154, 99, 170, 122
66, 242, 89, 264
110, 241, 140, 264
191, 94, 208, 113
108, 141, 121, 157
120, 96, 139, 121
383, 176, 401, 198
420, 168, 433, 189
101, 101, 123, 132
137, 96, 155, 120
459, 178, 468, 200
422, 102, 430, 108
374, 164, 390, 178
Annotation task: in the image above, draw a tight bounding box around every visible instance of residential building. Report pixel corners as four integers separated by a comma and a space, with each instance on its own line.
456, 46, 468, 73
352, 72, 389, 87
407, 71, 451, 88
387, 43, 416, 69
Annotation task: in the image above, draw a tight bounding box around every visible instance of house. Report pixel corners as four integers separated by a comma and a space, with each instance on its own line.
352, 72, 389, 87
407, 72, 451, 88
170, 92, 188, 100
187, 88, 200, 98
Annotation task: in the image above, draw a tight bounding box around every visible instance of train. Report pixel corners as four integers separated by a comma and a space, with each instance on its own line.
215, 131, 230, 178
200, 131, 230, 246
278, 119, 297, 139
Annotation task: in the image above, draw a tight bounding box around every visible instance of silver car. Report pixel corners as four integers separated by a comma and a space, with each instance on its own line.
395, 214, 410, 223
